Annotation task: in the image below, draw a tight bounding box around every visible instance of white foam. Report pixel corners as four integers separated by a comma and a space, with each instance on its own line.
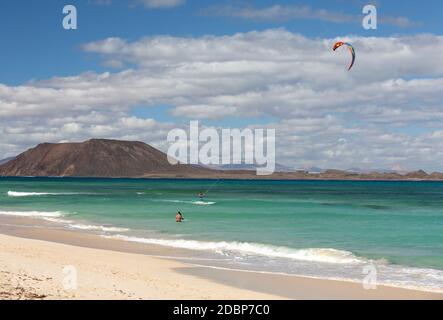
0, 208, 127, 234
7, 191, 80, 197
160, 200, 216, 206
161, 200, 187, 203
0, 210, 67, 218
36, 216, 129, 233
192, 201, 216, 205
103, 235, 363, 264
43, 217, 74, 224
67, 223, 129, 233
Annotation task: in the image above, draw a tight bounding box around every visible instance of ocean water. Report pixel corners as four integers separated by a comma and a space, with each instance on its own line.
1, 177, 443, 292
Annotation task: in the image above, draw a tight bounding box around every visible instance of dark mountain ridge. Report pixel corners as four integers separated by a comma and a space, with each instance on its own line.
0, 139, 210, 177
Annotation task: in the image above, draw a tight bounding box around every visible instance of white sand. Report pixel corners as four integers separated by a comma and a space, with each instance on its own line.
0, 233, 280, 300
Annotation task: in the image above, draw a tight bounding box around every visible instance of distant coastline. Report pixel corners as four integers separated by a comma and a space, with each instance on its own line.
1, 139, 443, 181
1, 172, 443, 181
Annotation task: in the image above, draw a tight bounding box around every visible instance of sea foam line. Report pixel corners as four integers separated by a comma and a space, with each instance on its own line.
42, 217, 129, 233
67, 223, 130, 233
7, 191, 82, 197
159, 199, 216, 206
102, 234, 363, 264
0, 210, 128, 233
0, 210, 67, 218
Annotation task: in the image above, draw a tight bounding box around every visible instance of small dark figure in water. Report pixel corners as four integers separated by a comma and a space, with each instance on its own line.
176, 211, 184, 223
198, 192, 205, 200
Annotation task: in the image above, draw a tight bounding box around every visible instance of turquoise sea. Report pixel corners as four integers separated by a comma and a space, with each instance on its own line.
1, 177, 442, 292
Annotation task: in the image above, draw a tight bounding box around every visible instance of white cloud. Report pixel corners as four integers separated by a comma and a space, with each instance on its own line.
1, 29, 443, 171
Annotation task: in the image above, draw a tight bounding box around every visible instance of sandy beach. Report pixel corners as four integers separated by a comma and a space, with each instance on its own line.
0, 232, 279, 300
0, 216, 441, 300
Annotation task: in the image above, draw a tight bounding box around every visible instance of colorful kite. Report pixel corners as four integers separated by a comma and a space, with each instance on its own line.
333, 41, 355, 71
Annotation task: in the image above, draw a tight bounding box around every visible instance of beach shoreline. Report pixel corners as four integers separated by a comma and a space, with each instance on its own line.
0, 216, 441, 300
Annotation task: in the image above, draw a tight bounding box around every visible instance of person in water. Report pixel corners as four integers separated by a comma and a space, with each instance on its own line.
176, 211, 184, 223
198, 192, 205, 200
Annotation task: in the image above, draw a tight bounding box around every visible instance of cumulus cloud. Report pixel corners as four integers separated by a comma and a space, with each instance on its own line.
1, 29, 443, 171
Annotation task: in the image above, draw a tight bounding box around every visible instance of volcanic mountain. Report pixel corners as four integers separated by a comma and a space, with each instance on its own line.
0, 139, 212, 178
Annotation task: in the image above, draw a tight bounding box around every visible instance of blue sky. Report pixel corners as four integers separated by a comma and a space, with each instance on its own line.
1, 1, 443, 171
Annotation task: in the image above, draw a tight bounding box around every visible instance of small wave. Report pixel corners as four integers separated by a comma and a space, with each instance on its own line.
103, 235, 362, 264
7, 191, 81, 197
160, 200, 187, 204
160, 200, 216, 206
38, 216, 129, 233
192, 201, 216, 205
0, 210, 67, 218
67, 223, 130, 233
0, 211, 130, 232
43, 217, 74, 224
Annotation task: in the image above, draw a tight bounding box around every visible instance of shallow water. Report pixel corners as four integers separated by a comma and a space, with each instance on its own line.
1, 177, 442, 292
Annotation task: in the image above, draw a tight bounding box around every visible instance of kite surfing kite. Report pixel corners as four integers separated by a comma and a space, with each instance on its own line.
333, 41, 355, 71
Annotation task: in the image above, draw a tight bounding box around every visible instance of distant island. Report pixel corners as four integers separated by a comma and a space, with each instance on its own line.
1, 139, 443, 180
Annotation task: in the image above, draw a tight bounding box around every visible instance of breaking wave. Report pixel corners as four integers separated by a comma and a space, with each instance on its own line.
0, 210, 127, 233
0, 210, 67, 218
7, 191, 82, 197
103, 235, 363, 264
160, 200, 216, 206
67, 223, 129, 233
